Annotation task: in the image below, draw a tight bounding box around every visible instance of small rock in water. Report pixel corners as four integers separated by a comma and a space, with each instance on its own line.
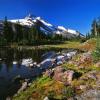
18, 82, 27, 93
13, 61, 17, 64
6, 97, 11, 100
25, 79, 30, 82
33, 62, 37, 65
57, 61, 63, 65
29, 63, 33, 67
13, 75, 21, 82
37, 64, 40, 67
21, 58, 33, 67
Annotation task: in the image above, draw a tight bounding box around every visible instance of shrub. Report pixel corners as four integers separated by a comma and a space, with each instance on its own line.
92, 37, 100, 61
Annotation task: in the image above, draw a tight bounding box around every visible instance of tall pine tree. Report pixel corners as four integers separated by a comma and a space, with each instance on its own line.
3, 16, 14, 43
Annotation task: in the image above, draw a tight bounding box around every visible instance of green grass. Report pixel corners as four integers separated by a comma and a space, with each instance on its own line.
13, 75, 75, 100
13, 76, 53, 100
10, 41, 82, 50
44, 41, 81, 49
13, 38, 99, 100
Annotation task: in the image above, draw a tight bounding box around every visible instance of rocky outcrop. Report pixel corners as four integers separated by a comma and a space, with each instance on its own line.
68, 52, 93, 69
43, 66, 74, 85
53, 66, 74, 85
80, 71, 100, 81
75, 89, 100, 100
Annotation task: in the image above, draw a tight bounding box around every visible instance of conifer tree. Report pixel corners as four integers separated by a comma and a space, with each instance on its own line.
91, 19, 97, 37
3, 16, 14, 43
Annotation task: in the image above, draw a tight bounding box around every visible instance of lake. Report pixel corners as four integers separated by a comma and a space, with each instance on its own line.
0, 47, 63, 99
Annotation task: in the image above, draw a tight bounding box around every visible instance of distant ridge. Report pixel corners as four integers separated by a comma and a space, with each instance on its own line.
8, 14, 84, 38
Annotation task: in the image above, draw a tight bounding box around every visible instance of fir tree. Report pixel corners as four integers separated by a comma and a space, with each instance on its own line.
3, 16, 14, 43
91, 19, 97, 37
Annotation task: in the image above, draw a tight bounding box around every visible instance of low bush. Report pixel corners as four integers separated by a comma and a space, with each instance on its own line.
92, 37, 100, 62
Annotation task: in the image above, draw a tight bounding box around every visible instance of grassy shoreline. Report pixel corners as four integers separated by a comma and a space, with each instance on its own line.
9, 41, 81, 50
12, 38, 98, 100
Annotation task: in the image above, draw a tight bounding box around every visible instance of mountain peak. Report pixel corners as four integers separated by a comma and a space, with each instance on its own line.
25, 13, 36, 20
8, 14, 83, 38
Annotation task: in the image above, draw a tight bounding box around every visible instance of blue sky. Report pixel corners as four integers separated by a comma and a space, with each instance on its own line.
0, 0, 100, 34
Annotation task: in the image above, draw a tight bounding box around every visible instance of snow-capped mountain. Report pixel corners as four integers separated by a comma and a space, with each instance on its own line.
9, 14, 83, 38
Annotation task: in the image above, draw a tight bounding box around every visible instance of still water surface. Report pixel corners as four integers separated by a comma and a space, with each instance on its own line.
0, 47, 62, 99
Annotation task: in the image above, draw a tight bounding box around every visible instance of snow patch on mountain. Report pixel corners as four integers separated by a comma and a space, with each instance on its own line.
36, 17, 53, 27
67, 29, 78, 35
57, 26, 67, 31
8, 14, 83, 38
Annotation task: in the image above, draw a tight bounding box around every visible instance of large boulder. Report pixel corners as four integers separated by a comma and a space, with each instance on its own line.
53, 66, 74, 85
63, 70, 74, 85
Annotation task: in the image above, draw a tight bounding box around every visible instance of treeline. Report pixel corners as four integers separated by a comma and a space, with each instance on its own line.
87, 17, 100, 61
0, 17, 63, 46
86, 17, 100, 39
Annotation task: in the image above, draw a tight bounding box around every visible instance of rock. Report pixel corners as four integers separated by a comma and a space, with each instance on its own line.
63, 70, 74, 85
53, 66, 74, 85
29, 63, 33, 67
25, 79, 30, 82
88, 74, 97, 80
33, 62, 37, 66
75, 89, 100, 100
80, 71, 99, 81
17, 82, 27, 93
40, 58, 53, 69
80, 85, 87, 90
13, 61, 17, 65
54, 72, 64, 81
6, 97, 11, 100
55, 55, 65, 65
21, 58, 33, 67
13, 75, 21, 82
57, 61, 63, 65
56, 55, 65, 62
80, 52, 93, 63
96, 62, 100, 67
42, 51, 56, 59
44, 96, 49, 100
28, 83, 32, 86
14, 93, 17, 97
66, 51, 77, 59
43, 69, 54, 77
74, 52, 93, 69
54, 66, 64, 73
